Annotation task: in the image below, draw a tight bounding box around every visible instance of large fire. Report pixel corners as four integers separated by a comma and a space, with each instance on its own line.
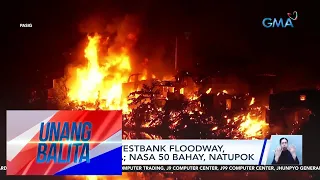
66, 34, 131, 113
59, 33, 269, 180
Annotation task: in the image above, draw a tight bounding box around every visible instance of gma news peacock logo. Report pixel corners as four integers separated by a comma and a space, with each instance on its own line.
262, 11, 298, 28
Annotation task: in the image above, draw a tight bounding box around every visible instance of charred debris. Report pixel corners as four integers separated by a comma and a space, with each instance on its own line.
27, 71, 320, 139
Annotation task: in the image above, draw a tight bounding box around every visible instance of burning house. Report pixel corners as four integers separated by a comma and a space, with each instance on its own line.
17, 0, 319, 178
28, 32, 271, 141
267, 89, 320, 135
28, 32, 278, 180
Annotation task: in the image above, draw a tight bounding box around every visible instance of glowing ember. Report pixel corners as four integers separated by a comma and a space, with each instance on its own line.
249, 97, 255, 105
206, 88, 212, 94
300, 94, 306, 101
238, 112, 268, 139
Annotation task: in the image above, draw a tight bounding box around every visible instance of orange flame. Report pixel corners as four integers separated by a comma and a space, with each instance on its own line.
61, 32, 269, 180
66, 34, 131, 113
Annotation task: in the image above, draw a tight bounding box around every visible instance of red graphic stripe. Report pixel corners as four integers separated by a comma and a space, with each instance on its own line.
7, 110, 122, 175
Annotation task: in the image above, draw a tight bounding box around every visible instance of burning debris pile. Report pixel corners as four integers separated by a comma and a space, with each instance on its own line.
52, 32, 269, 140
122, 81, 269, 139
48, 30, 270, 180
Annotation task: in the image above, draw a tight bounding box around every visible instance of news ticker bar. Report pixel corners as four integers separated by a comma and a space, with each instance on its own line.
123, 165, 320, 172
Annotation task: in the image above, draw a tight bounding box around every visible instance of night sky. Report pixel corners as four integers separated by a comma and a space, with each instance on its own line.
6, 1, 319, 81
4, 0, 318, 103
2, 0, 320, 178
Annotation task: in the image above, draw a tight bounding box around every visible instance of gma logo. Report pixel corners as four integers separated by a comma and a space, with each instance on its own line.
262, 18, 294, 28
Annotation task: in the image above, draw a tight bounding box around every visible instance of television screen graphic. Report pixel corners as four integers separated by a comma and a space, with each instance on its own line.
6, 110, 122, 175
